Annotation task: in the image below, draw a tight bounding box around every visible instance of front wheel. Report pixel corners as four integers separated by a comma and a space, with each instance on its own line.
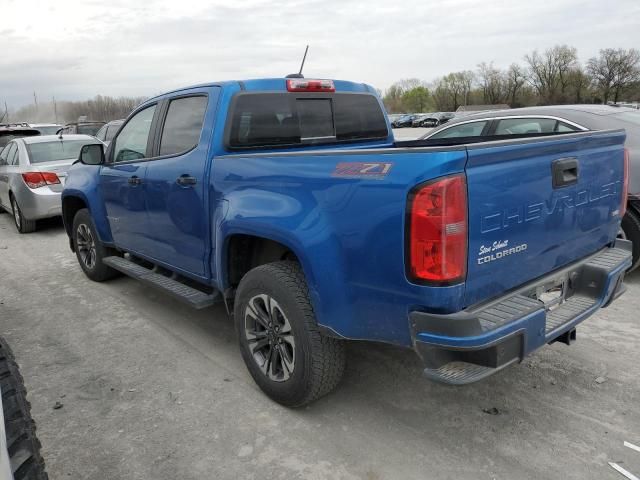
235, 261, 346, 407
72, 208, 120, 282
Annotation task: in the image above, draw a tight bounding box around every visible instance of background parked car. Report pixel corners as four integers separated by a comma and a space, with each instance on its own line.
0, 125, 41, 153
57, 121, 105, 136
420, 105, 640, 270
94, 119, 124, 146
392, 114, 417, 128
29, 123, 62, 135
0, 134, 99, 233
411, 114, 431, 127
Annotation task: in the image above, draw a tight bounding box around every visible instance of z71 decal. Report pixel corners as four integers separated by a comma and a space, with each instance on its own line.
332, 162, 393, 179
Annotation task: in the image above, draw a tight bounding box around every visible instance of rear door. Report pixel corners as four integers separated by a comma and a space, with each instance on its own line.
464, 130, 626, 306
142, 89, 216, 278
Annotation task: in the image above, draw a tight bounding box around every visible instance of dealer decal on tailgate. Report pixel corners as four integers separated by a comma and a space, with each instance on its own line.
332, 162, 393, 179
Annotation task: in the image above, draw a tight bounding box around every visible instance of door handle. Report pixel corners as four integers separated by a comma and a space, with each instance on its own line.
552, 157, 578, 188
176, 175, 197, 187
128, 176, 142, 185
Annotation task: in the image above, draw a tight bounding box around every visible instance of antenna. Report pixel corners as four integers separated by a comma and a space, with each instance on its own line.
298, 45, 309, 76
286, 45, 309, 79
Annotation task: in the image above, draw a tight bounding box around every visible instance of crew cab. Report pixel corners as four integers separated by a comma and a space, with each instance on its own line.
61, 77, 631, 406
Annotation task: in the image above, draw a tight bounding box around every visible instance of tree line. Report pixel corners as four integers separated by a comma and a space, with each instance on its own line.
2, 95, 147, 125
383, 46, 640, 113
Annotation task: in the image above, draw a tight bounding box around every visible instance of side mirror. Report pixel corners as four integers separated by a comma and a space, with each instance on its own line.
78, 143, 105, 165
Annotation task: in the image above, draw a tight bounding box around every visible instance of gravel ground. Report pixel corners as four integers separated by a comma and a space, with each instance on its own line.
0, 210, 639, 479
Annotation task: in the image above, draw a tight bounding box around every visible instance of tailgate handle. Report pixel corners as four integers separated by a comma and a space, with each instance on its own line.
552, 157, 578, 188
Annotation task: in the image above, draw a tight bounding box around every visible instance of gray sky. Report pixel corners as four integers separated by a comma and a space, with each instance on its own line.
2, 0, 640, 109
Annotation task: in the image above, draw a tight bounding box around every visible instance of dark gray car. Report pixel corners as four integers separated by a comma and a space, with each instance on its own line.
420, 105, 640, 270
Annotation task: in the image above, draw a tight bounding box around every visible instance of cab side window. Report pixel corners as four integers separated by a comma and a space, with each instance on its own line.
494, 118, 580, 135
430, 121, 488, 139
112, 105, 157, 163
159, 96, 208, 156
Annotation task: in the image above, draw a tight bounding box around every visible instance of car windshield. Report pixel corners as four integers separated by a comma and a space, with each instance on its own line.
613, 111, 640, 126
26, 139, 94, 163
34, 126, 60, 135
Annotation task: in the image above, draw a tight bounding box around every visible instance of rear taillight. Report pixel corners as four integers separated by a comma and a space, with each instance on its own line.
407, 174, 468, 284
286, 79, 335, 92
621, 148, 629, 217
21, 172, 60, 189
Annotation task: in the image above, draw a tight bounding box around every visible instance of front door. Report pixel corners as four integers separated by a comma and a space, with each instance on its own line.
99, 103, 157, 254
143, 91, 215, 278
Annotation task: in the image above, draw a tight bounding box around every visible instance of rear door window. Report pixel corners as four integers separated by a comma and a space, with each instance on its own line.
430, 121, 488, 139
227, 93, 388, 149
1, 143, 16, 165
494, 118, 579, 135
7, 144, 19, 165
105, 124, 120, 142
95, 125, 107, 141
159, 96, 208, 156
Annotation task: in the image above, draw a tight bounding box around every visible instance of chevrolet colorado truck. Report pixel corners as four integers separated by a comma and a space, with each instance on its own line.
61, 78, 631, 406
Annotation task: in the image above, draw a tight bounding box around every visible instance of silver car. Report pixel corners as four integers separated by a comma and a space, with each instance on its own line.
0, 134, 98, 233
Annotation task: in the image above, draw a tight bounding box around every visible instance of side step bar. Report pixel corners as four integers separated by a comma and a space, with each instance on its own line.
423, 358, 519, 385
103, 256, 220, 309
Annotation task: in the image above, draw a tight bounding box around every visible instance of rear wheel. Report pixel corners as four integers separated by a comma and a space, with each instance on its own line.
72, 208, 120, 282
10, 196, 36, 234
621, 208, 640, 271
0, 337, 48, 480
235, 261, 346, 407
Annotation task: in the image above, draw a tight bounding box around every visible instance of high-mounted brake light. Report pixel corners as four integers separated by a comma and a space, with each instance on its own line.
621, 148, 630, 218
286, 79, 335, 93
407, 174, 468, 284
22, 172, 60, 189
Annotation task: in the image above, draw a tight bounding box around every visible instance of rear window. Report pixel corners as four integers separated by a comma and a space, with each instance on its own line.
33, 126, 60, 135
26, 139, 95, 164
227, 93, 388, 149
0, 130, 40, 148
77, 124, 104, 135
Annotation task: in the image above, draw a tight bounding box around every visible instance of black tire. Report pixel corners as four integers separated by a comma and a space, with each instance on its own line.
0, 337, 48, 480
10, 195, 36, 234
621, 208, 640, 271
235, 261, 346, 407
72, 208, 120, 282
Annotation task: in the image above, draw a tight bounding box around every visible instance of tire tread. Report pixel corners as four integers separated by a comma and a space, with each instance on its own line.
0, 337, 48, 480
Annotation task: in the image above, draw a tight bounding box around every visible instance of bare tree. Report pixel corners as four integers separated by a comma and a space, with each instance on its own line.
525, 45, 578, 104
477, 62, 505, 104
566, 67, 592, 103
505, 63, 526, 106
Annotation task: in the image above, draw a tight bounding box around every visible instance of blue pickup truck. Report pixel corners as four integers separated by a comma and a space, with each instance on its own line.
62, 77, 632, 406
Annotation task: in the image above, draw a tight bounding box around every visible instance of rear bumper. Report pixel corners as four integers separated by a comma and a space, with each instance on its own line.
411, 239, 632, 385
14, 182, 62, 220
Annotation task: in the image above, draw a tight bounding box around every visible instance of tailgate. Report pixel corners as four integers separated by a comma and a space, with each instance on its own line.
464, 130, 626, 307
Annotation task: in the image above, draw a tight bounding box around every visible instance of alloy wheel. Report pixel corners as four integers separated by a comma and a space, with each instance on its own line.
76, 224, 97, 270
244, 294, 296, 382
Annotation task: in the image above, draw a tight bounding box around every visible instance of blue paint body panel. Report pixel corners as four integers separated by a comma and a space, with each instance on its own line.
62, 77, 628, 354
